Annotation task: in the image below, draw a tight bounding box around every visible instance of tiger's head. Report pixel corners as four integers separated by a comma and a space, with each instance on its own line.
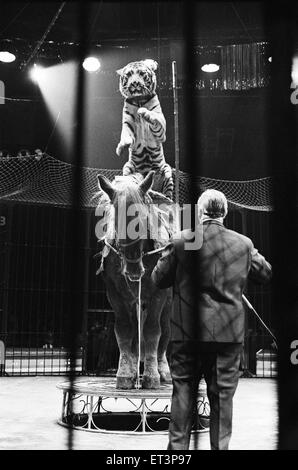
117, 59, 158, 100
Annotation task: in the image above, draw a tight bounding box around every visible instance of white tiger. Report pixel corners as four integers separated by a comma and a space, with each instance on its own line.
116, 59, 173, 199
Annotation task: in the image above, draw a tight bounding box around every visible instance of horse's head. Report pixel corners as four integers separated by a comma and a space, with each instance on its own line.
97, 172, 154, 282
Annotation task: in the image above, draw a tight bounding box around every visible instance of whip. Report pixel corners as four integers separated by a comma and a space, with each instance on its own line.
242, 294, 277, 348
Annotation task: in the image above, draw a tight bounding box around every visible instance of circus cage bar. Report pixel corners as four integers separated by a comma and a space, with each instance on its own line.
0, 154, 275, 378
0, 0, 297, 452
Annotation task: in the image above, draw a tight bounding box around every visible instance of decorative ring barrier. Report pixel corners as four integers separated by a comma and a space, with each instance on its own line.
57, 377, 210, 434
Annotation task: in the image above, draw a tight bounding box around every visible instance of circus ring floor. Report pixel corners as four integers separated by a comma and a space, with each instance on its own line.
0, 376, 277, 450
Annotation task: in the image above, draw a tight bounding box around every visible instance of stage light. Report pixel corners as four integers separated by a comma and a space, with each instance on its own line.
201, 63, 220, 73
35, 62, 78, 155
0, 51, 16, 63
268, 56, 272, 63
83, 57, 101, 72
29, 64, 45, 83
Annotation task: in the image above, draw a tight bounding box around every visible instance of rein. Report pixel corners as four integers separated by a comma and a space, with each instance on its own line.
103, 238, 167, 259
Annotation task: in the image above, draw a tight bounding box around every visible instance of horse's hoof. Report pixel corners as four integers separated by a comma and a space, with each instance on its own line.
142, 375, 160, 389
160, 372, 172, 384
116, 376, 135, 389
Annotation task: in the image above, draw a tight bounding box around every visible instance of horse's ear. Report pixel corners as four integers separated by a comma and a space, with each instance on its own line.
149, 189, 173, 205
139, 171, 154, 194
97, 174, 115, 201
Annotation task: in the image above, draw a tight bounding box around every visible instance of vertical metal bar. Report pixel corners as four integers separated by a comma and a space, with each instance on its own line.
81, 209, 91, 374
240, 209, 254, 377
28, 205, 36, 373
172, 61, 180, 205
21, 204, 30, 374
61, 391, 67, 422
88, 395, 94, 430
183, 0, 200, 449
67, 1, 90, 450
264, 2, 298, 449
184, 1, 200, 217
1, 203, 13, 335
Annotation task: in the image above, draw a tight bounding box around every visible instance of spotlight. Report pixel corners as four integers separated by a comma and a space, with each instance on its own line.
0, 51, 16, 63
201, 63, 220, 73
197, 46, 221, 74
83, 57, 101, 72
268, 56, 272, 63
29, 64, 45, 83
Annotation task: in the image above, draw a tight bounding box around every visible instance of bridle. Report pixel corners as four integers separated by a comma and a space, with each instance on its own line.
103, 237, 166, 263
94, 201, 169, 282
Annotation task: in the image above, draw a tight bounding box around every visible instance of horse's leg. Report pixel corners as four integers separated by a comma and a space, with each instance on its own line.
106, 286, 136, 389
158, 291, 172, 383
114, 314, 136, 389
142, 292, 167, 389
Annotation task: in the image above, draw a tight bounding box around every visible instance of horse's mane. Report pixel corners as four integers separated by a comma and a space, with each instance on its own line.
95, 174, 176, 248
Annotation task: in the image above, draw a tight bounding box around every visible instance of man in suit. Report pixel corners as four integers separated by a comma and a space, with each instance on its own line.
151, 189, 272, 450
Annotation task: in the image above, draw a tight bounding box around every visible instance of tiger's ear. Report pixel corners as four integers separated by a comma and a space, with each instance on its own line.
143, 59, 158, 71
116, 67, 125, 76
139, 171, 154, 194
97, 174, 115, 201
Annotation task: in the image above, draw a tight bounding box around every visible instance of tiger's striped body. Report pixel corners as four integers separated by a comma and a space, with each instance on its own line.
116, 60, 173, 199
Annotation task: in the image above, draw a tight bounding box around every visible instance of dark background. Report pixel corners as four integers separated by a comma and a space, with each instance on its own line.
0, 1, 270, 179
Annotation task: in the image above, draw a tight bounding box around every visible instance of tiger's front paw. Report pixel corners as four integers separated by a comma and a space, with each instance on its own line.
137, 107, 154, 123
116, 137, 133, 157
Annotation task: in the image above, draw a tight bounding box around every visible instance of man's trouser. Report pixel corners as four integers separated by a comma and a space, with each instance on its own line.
167, 341, 241, 450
